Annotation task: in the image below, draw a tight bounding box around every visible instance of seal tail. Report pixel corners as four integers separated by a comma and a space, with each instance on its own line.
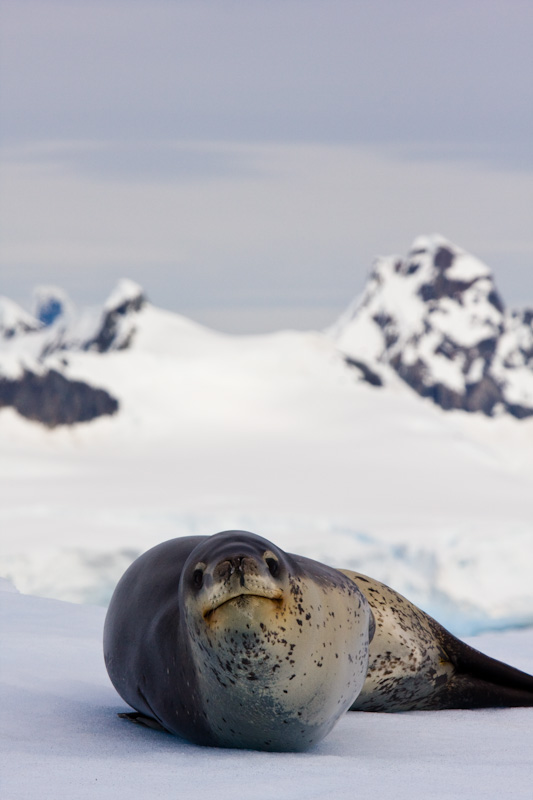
429, 620, 533, 708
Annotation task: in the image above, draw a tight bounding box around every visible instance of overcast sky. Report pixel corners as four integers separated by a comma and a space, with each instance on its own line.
1, 0, 532, 331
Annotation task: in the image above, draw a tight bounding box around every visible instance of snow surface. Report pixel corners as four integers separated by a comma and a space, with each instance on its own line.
1, 262, 533, 797
1, 582, 532, 800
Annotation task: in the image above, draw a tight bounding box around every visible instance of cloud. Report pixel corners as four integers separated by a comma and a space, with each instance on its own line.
1, 140, 532, 317
1, 1, 532, 329
1, 1, 532, 167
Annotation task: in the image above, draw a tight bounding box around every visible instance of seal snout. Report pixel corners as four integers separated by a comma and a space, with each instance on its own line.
211, 549, 281, 588
199, 548, 284, 619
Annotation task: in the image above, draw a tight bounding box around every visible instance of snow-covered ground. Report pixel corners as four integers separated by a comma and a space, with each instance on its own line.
1, 297, 533, 634
1, 579, 532, 800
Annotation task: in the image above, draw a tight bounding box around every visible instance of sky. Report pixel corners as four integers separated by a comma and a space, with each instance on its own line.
1, 0, 532, 332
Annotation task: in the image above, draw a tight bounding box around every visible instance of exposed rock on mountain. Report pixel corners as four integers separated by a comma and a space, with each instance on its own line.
344, 357, 384, 387
0, 282, 137, 425
1, 242, 532, 428
36, 279, 147, 356
0, 368, 119, 427
332, 235, 533, 418
82, 279, 146, 353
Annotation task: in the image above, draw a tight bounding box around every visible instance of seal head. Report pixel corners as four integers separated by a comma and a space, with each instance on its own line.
179, 531, 372, 750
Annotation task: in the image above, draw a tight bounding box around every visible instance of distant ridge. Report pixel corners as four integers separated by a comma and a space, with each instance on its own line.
1, 237, 532, 426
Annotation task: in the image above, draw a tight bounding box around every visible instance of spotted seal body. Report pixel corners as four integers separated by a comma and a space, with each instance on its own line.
104, 531, 533, 752
342, 570, 533, 712
104, 531, 373, 751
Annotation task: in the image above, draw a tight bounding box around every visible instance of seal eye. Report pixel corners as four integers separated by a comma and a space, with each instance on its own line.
192, 566, 205, 589
265, 557, 279, 578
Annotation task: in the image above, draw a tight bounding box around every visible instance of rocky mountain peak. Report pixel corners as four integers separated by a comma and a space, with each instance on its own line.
0, 280, 148, 426
103, 279, 146, 316
0, 297, 41, 339
84, 280, 147, 353
334, 235, 533, 419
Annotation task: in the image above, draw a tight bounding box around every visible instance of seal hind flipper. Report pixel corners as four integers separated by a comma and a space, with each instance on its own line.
117, 711, 168, 732
428, 619, 533, 709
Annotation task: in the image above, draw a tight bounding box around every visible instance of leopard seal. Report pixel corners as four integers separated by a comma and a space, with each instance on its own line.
104, 530, 533, 751
103, 530, 373, 751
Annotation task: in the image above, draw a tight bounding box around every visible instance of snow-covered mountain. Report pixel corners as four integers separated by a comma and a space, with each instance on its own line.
332, 234, 533, 418
0, 280, 149, 426
1, 234, 531, 428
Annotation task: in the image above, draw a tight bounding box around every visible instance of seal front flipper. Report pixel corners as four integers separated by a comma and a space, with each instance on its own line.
117, 711, 168, 732
427, 619, 533, 709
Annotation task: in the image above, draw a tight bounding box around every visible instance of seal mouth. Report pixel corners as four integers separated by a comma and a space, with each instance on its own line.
203, 591, 283, 620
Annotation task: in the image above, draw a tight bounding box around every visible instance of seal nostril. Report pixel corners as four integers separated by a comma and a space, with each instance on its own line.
266, 557, 279, 578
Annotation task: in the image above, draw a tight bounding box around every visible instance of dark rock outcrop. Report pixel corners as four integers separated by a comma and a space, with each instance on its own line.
0, 369, 119, 427
0, 280, 145, 427
344, 357, 383, 387
83, 281, 146, 353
